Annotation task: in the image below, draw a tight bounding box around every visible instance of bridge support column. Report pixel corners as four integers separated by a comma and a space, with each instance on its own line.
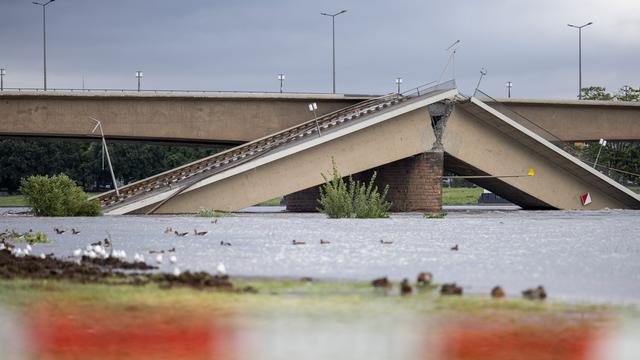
377, 151, 443, 212
285, 151, 443, 213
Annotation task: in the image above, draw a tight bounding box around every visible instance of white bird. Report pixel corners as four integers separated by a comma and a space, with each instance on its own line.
39, 253, 46, 259
155, 254, 163, 264
169, 255, 177, 264
14, 248, 23, 257
25, 244, 32, 252
73, 249, 82, 257
0, 243, 5, 251
173, 267, 181, 276
216, 262, 226, 276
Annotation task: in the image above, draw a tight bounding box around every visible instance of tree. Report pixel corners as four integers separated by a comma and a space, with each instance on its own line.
580, 86, 613, 100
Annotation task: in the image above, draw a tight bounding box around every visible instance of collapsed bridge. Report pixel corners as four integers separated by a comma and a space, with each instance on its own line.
90, 81, 640, 214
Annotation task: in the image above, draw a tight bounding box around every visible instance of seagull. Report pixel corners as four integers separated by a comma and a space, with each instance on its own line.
169, 255, 177, 264
216, 262, 226, 275
73, 249, 82, 257
173, 267, 181, 276
155, 254, 163, 264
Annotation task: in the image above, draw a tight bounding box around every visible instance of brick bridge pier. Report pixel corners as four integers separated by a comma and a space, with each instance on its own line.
285, 151, 444, 213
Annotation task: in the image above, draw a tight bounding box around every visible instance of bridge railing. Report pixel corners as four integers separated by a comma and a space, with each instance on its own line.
474, 88, 640, 190
0, 87, 375, 97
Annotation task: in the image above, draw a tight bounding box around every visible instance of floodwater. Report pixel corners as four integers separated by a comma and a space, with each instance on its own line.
2, 208, 639, 304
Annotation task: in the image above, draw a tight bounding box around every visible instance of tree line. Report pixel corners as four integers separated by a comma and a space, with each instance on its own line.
0, 139, 223, 193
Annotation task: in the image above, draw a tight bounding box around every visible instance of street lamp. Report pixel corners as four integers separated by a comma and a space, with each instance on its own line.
32, 0, 55, 91
308, 102, 321, 136
506, 81, 513, 98
0, 69, 5, 91
278, 73, 285, 93
321, 10, 347, 94
135, 71, 143, 92
395, 77, 402, 94
568, 21, 593, 99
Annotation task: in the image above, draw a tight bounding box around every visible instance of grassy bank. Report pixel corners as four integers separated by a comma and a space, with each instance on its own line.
0, 195, 28, 207
443, 187, 482, 205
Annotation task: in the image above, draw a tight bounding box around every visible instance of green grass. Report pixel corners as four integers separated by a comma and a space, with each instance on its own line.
442, 187, 483, 205
0, 192, 101, 208
255, 197, 283, 206
0, 195, 28, 207
0, 277, 614, 317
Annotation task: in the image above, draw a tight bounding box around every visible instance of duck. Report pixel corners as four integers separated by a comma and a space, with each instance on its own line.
211, 219, 218, 224
450, 244, 459, 251
371, 277, 391, 288
522, 286, 546, 300
194, 229, 208, 236
167, 247, 176, 252
164, 227, 173, 234
320, 239, 331, 245
220, 241, 232, 247
400, 279, 413, 296
71, 228, 81, 235
292, 240, 306, 245
416, 272, 433, 286
54, 227, 65, 235
380, 240, 393, 245
440, 283, 463, 296
491, 286, 506, 299
174, 230, 189, 237
91, 240, 102, 247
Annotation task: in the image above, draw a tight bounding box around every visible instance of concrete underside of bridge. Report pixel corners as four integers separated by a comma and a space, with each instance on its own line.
132, 105, 439, 214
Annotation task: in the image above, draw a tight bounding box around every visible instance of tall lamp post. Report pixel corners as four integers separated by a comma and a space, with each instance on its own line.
0, 69, 5, 91
506, 81, 512, 98
278, 73, 285, 93
135, 71, 143, 92
395, 77, 402, 94
321, 10, 347, 94
568, 22, 593, 99
32, 0, 55, 91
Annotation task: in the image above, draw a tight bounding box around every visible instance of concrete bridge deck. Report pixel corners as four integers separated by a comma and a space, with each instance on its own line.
91, 84, 640, 214
1, 91, 639, 144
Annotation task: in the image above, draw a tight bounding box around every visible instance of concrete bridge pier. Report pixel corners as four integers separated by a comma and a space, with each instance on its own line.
285, 151, 444, 213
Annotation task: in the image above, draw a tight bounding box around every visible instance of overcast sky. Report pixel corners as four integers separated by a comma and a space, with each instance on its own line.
1, 0, 639, 98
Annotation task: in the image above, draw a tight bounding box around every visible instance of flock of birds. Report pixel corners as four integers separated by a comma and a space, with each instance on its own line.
372, 271, 546, 300
3, 224, 547, 301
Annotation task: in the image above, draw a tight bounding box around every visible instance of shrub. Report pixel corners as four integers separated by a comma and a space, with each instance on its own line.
20, 174, 101, 216
197, 208, 226, 218
317, 159, 391, 218
423, 211, 448, 219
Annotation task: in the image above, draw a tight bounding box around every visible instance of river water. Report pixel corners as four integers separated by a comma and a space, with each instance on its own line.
2, 209, 639, 304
